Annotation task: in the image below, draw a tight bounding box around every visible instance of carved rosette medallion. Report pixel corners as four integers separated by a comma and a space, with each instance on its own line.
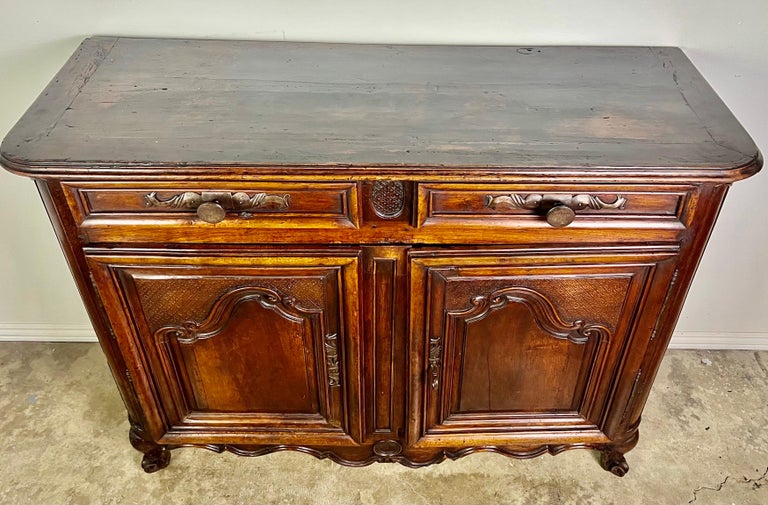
373, 439, 403, 457
370, 180, 405, 219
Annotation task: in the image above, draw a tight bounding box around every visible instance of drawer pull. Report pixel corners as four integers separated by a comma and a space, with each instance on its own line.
196, 202, 227, 224
485, 194, 627, 228
546, 205, 576, 228
145, 191, 291, 224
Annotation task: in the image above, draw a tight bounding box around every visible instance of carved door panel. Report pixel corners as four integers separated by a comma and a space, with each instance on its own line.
86, 250, 362, 445
408, 248, 677, 448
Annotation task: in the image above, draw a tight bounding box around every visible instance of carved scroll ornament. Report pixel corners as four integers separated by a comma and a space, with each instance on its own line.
154, 285, 343, 388
145, 191, 291, 211
154, 286, 305, 344
454, 286, 611, 344
428, 286, 611, 388
485, 193, 627, 212
145, 191, 291, 223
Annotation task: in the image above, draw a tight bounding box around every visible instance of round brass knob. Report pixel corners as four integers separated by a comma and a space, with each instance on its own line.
546, 205, 575, 228
196, 202, 226, 224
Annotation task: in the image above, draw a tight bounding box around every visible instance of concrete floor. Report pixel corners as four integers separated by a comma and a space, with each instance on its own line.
0, 343, 766, 504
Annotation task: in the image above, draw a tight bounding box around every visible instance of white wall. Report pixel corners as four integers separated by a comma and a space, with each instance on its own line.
0, 0, 766, 347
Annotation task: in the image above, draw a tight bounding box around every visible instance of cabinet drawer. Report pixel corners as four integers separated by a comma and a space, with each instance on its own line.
416, 183, 695, 231
63, 181, 360, 239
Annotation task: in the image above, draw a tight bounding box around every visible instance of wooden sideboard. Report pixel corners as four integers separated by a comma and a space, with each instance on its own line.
1, 37, 761, 475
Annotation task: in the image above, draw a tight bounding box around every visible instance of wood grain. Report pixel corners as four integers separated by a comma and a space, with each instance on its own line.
0, 37, 761, 181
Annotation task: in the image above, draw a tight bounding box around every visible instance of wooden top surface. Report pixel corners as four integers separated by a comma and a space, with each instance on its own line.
1, 37, 761, 179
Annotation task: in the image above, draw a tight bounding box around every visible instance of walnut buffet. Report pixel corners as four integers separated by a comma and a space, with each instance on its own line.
1, 37, 761, 475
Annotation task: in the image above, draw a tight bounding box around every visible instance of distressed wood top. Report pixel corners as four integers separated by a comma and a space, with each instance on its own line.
0, 37, 761, 180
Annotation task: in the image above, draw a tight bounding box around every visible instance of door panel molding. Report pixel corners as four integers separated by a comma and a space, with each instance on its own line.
85, 250, 363, 444
408, 248, 677, 447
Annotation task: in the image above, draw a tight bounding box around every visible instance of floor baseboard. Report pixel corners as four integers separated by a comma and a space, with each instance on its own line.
666, 331, 768, 350
0, 323, 98, 342
0, 324, 767, 350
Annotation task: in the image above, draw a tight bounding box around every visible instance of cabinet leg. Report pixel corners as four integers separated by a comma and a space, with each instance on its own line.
599, 429, 638, 477
599, 448, 630, 477
129, 425, 171, 473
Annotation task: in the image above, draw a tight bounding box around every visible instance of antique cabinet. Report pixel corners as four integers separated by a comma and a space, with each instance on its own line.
1, 37, 761, 476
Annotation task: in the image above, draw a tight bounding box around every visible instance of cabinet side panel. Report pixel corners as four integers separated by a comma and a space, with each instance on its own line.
605, 183, 731, 440
34, 179, 165, 439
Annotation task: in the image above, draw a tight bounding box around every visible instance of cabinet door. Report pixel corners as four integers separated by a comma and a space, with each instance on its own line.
86, 250, 362, 445
408, 248, 676, 448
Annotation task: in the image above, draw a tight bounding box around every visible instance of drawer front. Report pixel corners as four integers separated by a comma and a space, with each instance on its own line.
417, 183, 695, 232
407, 247, 678, 447
64, 180, 359, 237
62, 180, 695, 245
86, 249, 363, 445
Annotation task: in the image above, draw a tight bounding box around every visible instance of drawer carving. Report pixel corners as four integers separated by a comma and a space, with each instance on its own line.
485, 194, 627, 212
145, 191, 291, 223
485, 194, 627, 228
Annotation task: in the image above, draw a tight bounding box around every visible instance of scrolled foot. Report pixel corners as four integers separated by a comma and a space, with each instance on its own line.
141, 447, 171, 473
600, 450, 629, 477
129, 424, 171, 473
